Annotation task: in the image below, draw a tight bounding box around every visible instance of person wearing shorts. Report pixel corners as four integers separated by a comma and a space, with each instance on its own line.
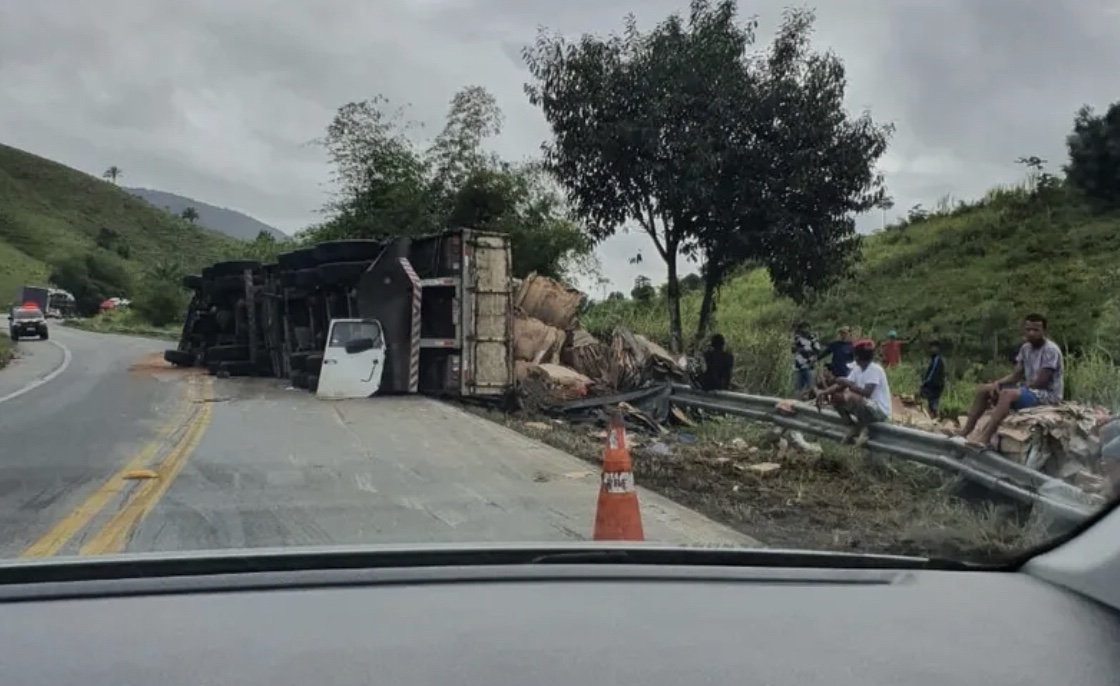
955, 313, 1064, 449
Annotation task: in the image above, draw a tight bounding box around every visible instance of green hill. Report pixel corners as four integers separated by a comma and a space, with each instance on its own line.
585, 180, 1120, 411
0, 143, 244, 303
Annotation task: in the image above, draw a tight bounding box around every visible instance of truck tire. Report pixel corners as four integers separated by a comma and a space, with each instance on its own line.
207, 360, 222, 375
277, 249, 316, 271
212, 275, 247, 294
210, 260, 260, 278
305, 353, 324, 374
312, 240, 384, 265
206, 344, 250, 363
291, 370, 308, 389
201, 266, 214, 281
164, 350, 195, 367
307, 374, 320, 392
293, 268, 320, 290
315, 260, 374, 286
181, 274, 204, 291
39, 330, 48, 340
8, 331, 16, 341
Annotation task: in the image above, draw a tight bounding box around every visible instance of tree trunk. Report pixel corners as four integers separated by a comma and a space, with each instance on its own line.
665, 251, 683, 354
695, 278, 718, 345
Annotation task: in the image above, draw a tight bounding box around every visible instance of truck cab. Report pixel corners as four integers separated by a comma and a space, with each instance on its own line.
8, 305, 49, 341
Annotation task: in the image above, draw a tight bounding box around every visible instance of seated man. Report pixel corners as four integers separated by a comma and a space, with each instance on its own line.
955, 313, 1064, 450
818, 339, 893, 446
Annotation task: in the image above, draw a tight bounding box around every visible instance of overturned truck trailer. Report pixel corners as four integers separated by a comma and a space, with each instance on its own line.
164, 228, 515, 400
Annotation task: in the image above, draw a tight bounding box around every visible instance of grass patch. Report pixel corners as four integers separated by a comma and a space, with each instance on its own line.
64, 309, 179, 341
0, 334, 13, 370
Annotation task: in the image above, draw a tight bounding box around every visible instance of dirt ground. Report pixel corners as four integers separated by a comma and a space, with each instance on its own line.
472, 407, 1048, 563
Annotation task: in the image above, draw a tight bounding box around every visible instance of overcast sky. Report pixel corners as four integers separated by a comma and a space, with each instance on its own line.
2, 0, 1118, 293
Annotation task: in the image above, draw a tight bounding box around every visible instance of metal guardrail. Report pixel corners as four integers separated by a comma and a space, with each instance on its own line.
669, 385, 1101, 527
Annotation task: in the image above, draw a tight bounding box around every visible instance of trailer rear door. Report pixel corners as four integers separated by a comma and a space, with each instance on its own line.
462, 232, 513, 396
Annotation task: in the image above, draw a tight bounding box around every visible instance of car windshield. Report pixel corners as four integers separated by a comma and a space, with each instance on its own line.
2, 1, 1119, 575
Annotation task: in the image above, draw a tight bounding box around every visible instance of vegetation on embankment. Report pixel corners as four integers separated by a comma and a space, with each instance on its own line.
0, 143, 254, 313
584, 179, 1120, 415
0, 334, 13, 370
63, 309, 179, 341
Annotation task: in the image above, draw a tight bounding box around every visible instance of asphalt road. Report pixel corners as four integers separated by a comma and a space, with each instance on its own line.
0, 326, 756, 560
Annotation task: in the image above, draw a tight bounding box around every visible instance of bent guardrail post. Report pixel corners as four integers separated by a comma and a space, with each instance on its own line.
669, 385, 1097, 527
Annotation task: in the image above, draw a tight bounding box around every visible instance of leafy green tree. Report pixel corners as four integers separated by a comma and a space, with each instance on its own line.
631, 275, 655, 303
1065, 101, 1120, 208
180, 207, 199, 224
49, 251, 133, 316
523, 1, 891, 350
308, 86, 593, 280
102, 166, 122, 184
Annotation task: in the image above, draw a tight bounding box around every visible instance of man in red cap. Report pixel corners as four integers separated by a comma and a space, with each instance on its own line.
818, 339, 893, 445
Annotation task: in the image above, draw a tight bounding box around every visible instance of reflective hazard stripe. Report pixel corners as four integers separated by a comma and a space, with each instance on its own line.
601, 471, 635, 494
398, 258, 422, 394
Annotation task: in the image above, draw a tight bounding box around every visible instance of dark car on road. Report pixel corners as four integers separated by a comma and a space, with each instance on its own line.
8, 306, 48, 340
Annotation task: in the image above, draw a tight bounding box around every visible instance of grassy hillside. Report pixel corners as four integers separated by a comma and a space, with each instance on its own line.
0, 143, 244, 302
585, 180, 1120, 412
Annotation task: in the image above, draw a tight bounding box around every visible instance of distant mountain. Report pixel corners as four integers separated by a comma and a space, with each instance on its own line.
123, 187, 287, 241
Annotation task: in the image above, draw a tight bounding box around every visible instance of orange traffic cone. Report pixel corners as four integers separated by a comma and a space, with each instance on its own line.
593, 412, 645, 541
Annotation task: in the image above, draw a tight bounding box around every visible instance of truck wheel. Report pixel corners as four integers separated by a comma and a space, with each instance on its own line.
307, 374, 320, 392
291, 370, 308, 389
164, 350, 195, 367
305, 354, 324, 374
277, 249, 317, 271
293, 268, 320, 290
210, 260, 260, 278
212, 275, 246, 294
313, 240, 384, 264
40, 330, 49, 340
8, 331, 16, 341
315, 260, 374, 286
206, 344, 250, 363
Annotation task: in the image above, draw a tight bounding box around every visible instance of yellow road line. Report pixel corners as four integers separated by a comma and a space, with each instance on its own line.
80, 377, 214, 556
19, 383, 193, 559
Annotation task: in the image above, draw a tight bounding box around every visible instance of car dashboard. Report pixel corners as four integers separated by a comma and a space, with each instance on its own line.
0, 551, 1118, 686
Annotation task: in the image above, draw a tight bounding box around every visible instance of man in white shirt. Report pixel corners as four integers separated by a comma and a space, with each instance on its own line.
818, 339, 892, 446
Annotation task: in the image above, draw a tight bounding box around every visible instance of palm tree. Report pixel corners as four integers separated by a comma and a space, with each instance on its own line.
102, 166, 122, 184
181, 207, 199, 224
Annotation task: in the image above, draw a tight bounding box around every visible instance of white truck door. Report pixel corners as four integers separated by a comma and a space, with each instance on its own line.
316, 318, 386, 399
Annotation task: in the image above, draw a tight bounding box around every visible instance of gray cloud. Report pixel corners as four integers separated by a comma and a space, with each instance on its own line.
1, 0, 1117, 292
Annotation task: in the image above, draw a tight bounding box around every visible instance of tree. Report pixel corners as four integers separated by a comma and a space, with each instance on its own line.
102, 166, 122, 184
307, 87, 593, 280
1064, 101, 1120, 207
631, 275, 655, 303
49, 251, 133, 316
181, 207, 199, 224
524, 1, 891, 349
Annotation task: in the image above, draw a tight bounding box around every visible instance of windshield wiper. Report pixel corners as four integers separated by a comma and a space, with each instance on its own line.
0, 544, 987, 586
528, 547, 983, 570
